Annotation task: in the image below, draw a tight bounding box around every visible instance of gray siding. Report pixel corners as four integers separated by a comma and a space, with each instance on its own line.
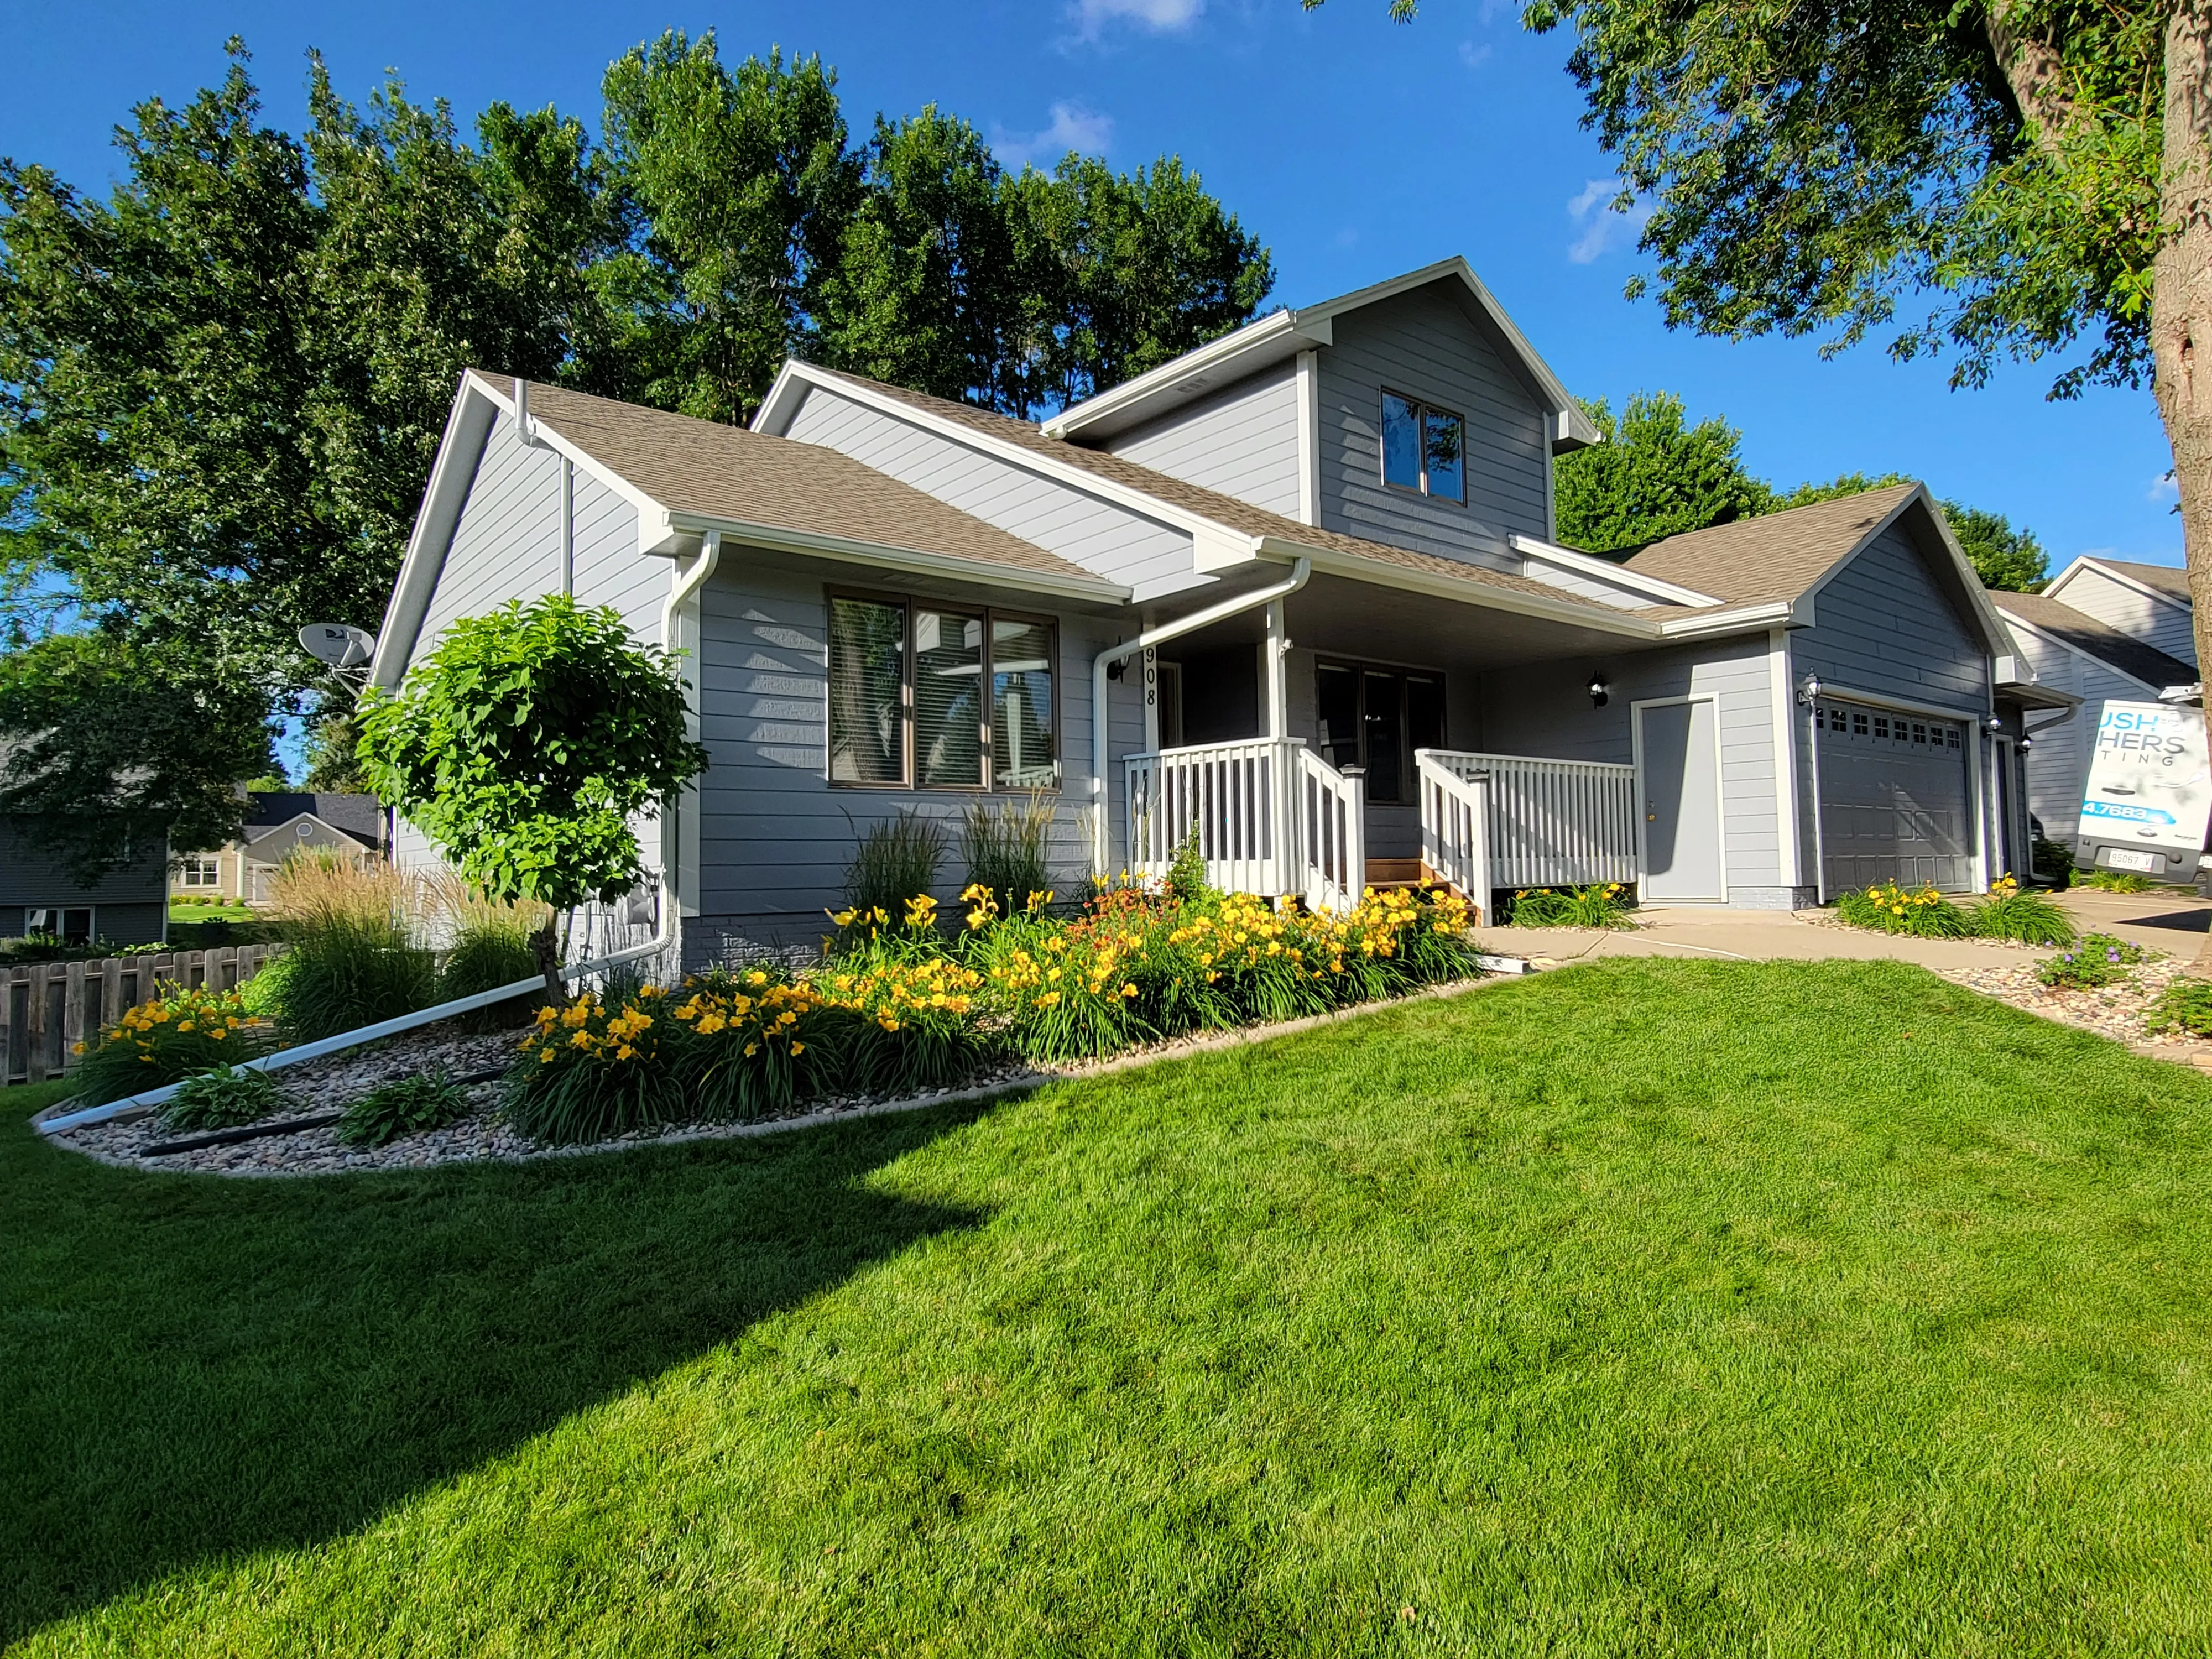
568, 467, 654, 641
1475, 638, 1786, 902
2004, 622, 2153, 841
420, 411, 565, 646
2052, 566, 2197, 668
1794, 525, 1987, 712
1314, 286, 1552, 568
784, 387, 1194, 593
1102, 361, 1302, 518
688, 554, 1128, 951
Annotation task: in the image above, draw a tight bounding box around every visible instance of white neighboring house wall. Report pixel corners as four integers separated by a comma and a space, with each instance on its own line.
1999, 617, 2164, 842
2044, 560, 2198, 670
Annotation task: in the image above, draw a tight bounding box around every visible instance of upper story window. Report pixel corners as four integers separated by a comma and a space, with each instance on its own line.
1381, 390, 1466, 504
827, 592, 1060, 792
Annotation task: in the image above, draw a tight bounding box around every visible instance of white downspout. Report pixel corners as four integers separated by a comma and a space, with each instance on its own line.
659, 532, 722, 945
1090, 557, 1311, 873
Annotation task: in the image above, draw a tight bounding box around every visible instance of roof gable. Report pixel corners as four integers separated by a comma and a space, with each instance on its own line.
2045, 554, 2193, 612
1992, 591, 2198, 690
1039, 257, 1599, 451
1625, 484, 2009, 654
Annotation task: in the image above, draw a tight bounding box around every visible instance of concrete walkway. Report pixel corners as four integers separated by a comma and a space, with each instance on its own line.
1477, 886, 2212, 974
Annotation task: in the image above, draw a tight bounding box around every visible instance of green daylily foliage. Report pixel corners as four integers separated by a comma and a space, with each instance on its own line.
356, 597, 707, 912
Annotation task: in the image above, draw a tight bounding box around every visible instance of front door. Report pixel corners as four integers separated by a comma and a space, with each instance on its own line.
1637, 698, 1725, 901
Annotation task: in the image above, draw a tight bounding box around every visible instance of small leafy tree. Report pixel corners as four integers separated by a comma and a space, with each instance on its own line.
355, 596, 707, 1003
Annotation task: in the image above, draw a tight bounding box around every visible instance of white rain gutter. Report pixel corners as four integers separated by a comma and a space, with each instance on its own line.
1088, 557, 1311, 872
41, 535, 729, 1140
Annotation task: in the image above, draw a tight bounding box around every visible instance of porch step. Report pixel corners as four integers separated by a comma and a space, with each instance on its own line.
1363, 858, 1428, 889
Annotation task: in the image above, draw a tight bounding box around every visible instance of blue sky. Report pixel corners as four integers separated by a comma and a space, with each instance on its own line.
5, 0, 2185, 583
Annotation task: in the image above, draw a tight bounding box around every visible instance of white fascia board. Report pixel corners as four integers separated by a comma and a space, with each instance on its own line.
761, 362, 1265, 552
1507, 531, 1720, 606
1040, 311, 1324, 440
467, 370, 670, 534
1254, 536, 1657, 638
1655, 601, 1797, 639
369, 377, 497, 689
658, 512, 1132, 606
2047, 555, 2193, 615
1996, 610, 2166, 696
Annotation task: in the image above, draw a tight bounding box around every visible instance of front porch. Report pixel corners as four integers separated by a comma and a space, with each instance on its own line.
1125, 738, 1637, 916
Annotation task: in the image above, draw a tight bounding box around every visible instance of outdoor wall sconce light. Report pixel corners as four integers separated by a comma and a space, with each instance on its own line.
1105, 658, 1126, 682
1985, 713, 2005, 732
1587, 673, 1610, 708
2018, 735, 2034, 752
1797, 672, 1823, 706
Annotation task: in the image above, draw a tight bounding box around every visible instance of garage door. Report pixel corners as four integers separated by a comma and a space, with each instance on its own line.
1815, 698, 1974, 891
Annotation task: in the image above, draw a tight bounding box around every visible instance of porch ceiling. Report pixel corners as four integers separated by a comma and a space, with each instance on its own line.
1193, 572, 1688, 668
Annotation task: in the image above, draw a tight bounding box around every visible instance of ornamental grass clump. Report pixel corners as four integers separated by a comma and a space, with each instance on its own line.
261, 851, 435, 1042
422, 869, 551, 1029
160, 1065, 289, 1134
2034, 932, 2146, 990
1967, 875, 2075, 946
961, 797, 1055, 921
1504, 883, 1637, 928
1833, 880, 1973, 938
2081, 868, 2156, 894
69, 984, 270, 1105
841, 813, 948, 924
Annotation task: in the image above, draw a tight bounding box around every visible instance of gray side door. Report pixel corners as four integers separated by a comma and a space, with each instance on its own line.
1638, 698, 1725, 901
1817, 700, 1973, 891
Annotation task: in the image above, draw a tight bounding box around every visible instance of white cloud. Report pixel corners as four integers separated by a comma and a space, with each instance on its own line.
1567, 176, 1653, 264
994, 102, 1116, 168
1458, 39, 1493, 68
2150, 471, 2180, 505
1071, 0, 1202, 40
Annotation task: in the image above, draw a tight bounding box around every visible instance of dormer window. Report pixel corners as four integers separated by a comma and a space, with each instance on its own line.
1381, 390, 1465, 504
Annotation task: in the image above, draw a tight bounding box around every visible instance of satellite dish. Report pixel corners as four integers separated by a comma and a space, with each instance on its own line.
300, 623, 376, 670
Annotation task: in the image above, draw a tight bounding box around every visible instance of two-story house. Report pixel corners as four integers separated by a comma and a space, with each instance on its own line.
371, 258, 2032, 962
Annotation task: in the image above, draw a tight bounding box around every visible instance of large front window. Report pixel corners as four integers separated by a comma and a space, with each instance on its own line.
1380, 390, 1465, 504
1315, 660, 1446, 804
828, 592, 1059, 790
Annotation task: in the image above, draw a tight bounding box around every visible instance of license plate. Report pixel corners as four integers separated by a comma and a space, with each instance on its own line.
2104, 847, 2162, 873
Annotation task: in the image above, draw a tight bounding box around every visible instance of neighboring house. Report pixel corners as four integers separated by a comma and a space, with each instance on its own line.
371, 257, 2036, 962
172, 792, 388, 906
2041, 556, 2197, 671
1994, 590, 2195, 844
1, 821, 167, 946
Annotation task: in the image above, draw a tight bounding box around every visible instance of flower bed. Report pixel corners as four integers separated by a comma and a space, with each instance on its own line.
1832, 877, 2073, 945
499, 882, 1482, 1144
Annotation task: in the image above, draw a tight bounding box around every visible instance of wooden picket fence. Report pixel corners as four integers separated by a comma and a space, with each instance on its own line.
1, 946, 283, 1087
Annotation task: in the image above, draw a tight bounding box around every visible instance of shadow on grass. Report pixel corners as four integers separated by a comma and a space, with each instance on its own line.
0, 1098, 994, 1641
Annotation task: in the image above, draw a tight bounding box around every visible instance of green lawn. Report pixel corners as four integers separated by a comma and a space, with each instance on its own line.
7, 959, 2212, 1656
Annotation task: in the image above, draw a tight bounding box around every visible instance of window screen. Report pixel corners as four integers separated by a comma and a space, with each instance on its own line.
992, 617, 1058, 789
915, 608, 985, 787
828, 596, 905, 784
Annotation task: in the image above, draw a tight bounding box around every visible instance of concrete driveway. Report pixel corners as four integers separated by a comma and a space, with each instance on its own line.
1477, 886, 2212, 973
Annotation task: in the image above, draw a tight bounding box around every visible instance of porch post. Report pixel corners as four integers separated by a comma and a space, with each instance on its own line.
1142, 648, 1160, 752
1263, 599, 1288, 740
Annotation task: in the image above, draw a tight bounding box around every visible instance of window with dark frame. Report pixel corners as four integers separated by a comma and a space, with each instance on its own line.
1380, 390, 1466, 504
1314, 660, 1446, 804
827, 592, 1060, 791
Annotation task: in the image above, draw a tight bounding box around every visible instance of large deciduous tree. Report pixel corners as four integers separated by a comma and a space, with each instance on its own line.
1552, 392, 1771, 552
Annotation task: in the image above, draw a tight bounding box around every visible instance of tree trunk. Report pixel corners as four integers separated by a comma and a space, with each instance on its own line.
530, 914, 566, 1008
2152, 7, 2212, 970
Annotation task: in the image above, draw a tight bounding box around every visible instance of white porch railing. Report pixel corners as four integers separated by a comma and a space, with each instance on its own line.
1417, 749, 1639, 891
1296, 747, 1365, 914
1125, 737, 1368, 912
1416, 754, 1490, 902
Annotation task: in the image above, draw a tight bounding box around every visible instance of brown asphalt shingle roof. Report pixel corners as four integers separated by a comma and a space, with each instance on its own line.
1623, 483, 1923, 606
1992, 591, 2198, 690
508, 377, 1098, 587
2087, 557, 2193, 603
796, 366, 1672, 619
